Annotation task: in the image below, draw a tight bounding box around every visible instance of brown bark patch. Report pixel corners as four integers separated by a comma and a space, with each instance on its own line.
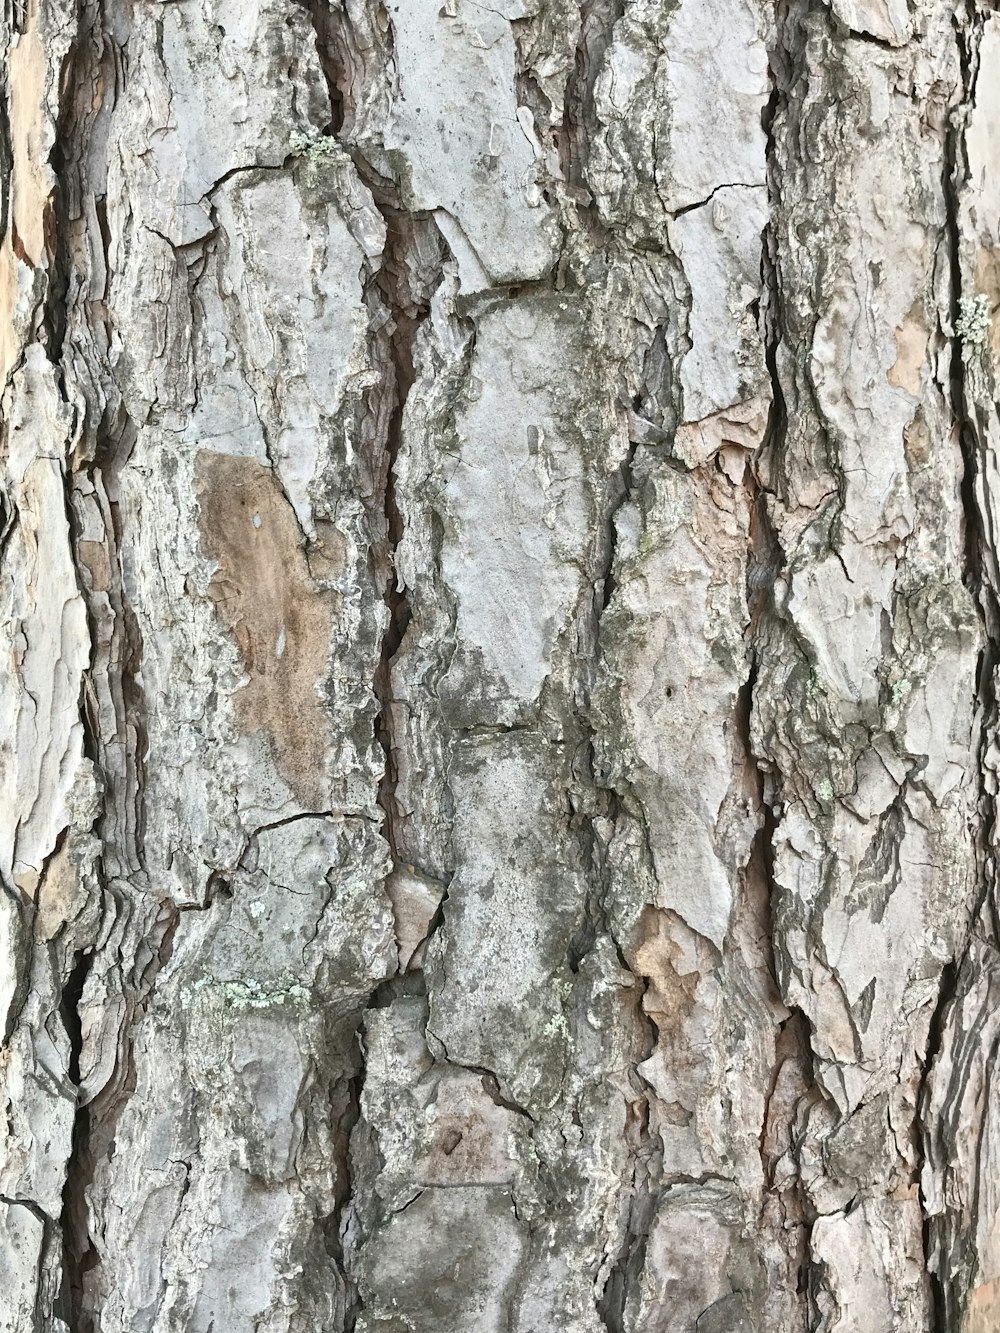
77, 540, 111, 594
194, 451, 337, 807
0, 247, 22, 387
10, 0, 51, 268
632, 905, 716, 1023
0, 1, 52, 384
968, 1280, 1000, 1333
36, 840, 83, 931
887, 302, 927, 397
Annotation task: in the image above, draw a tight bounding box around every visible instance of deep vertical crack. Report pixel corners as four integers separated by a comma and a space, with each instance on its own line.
370, 200, 428, 863
746, 2, 824, 1322
560, 0, 625, 191
57, 950, 97, 1333
584, 411, 658, 1333
341, 194, 437, 1328
47, 9, 118, 1330
919, 6, 996, 1330
301, 10, 445, 1325
300, 0, 435, 861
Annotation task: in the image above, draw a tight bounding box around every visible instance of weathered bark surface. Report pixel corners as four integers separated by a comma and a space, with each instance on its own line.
0, 0, 998, 1328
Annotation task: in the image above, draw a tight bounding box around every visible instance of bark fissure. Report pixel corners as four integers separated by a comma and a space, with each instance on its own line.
370, 202, 427, 864
57, 949, 97, 1333
919, 6, 998, 1328
561, 0, 625, 192
749, 10, 824, 1321
586, 448, 659, 1330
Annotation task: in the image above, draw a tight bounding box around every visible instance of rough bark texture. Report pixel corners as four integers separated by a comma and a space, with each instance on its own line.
1, 0, 998, 1329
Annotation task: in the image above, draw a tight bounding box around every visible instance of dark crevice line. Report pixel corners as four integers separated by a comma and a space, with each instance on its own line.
58, 477, 102, 1333
595, 1136, 657, 1333
297, 0, 347, 137
598, 428, 638, 624
560, 0, 625, 191
370, 201, 425, 865
300, 9, 446, 1328
64, 404, 159, 1315
88, 406, 147, 887
421, 1025, 537, 1122
586, 383, 657, 1333
58, 949, 98, 1333
552, 0, 623, 268
919, 6, 995, 1331
300, 0, 430, 861
751, 4, 824, 1326
48, 9, 145, 1331
0, 49, 11, 247
47, 10, 106, 1333
354, 203, 434, 1327
567, 0, 661, 1317
321, 1041, 367, 1330
669, 179, 762, 218
921, 980, 961, 1332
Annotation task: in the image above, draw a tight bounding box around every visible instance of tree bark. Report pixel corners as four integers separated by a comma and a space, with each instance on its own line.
0, 0, 998, 1329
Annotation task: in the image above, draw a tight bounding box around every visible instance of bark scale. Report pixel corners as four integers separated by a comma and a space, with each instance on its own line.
0, 0, 997, 1329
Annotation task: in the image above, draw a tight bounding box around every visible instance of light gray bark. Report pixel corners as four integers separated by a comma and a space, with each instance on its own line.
0, 0, 997, 1329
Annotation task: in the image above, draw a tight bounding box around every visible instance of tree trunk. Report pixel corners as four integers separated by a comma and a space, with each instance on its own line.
1, 0, 998, 1328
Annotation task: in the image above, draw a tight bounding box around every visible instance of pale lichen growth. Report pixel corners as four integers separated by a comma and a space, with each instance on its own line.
183, 973, 311, 1010
289, 131, 340, 177
955, 293, 991, 346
